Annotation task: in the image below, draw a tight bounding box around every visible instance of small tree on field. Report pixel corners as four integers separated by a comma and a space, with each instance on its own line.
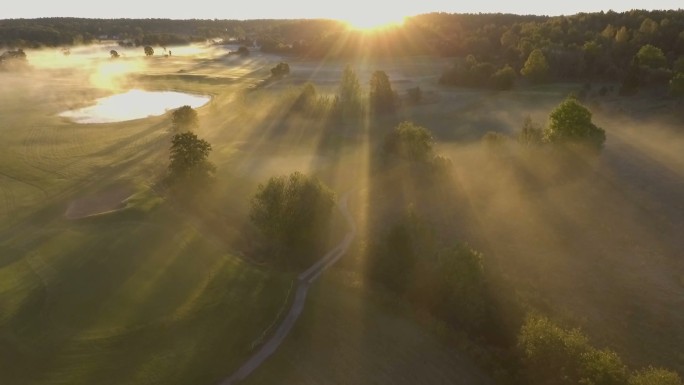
369, 70, 396, 114
168, 132, 214, 180
521, 49, 549, 83
172, 105, 199, 131
544, 97, 606, 151
144, 46, 154, 56
270, 62, 290, 77
110, 50, 119, 59
250, 172, 336, 266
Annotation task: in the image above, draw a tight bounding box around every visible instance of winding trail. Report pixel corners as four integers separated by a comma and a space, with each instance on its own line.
220, 193, 357, 385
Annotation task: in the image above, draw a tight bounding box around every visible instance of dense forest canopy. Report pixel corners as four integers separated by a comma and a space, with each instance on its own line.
3, 10, 684, 82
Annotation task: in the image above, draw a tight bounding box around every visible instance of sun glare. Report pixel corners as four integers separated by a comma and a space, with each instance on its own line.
344, 14, 405, 31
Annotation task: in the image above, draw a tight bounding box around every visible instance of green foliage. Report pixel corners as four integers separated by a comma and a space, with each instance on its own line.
580, 349, 629, 385
518, 115, 543, 146
491, 65, 516, 90
249, 172, 336, 266
369, 70, 396, 114
432, 244, 486, 327
384, 121, 434, 162
629, 367, 683, 385
518, 315, 592, 385
440, 56, 514, 89
521, 49, 550, 83
669, 72, 684, 96
544, 97, 606, 150
333, 65, 363, 121
144, 45, 154, 56
171, 105, 199, 131
636, 45, 667, 69
270, 62, 290, 77
168, 132, 214, 180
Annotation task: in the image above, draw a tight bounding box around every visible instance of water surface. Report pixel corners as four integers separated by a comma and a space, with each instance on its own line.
59, 89, 210, 123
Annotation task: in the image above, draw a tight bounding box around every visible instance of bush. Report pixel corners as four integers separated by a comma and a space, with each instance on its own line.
491, 65, 516, 90
544, 97, 606, 151
270, 62, 290, 77
171, 105, 199, 131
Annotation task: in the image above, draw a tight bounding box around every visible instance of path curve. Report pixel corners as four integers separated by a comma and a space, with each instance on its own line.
219, 193, 356, 385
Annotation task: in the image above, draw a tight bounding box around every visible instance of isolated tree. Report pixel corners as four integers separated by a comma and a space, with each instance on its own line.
110, 50, 119, 59
270, 62, 290, 77
384, 121, 434, 162
171, 105, 199, 130
544, 97, 606, 150
369, 70, 396, 113
144, 45, 154, 56
168, 132, 214, 179
521, 49, 550, 83
629, 367, 683, 385
250, 172, 336, 265
334, 65, 362, 120
291, 82, 318, 112
636, 44, 666, 69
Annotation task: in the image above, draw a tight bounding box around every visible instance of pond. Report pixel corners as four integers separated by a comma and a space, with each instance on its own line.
59, 89, 210, 124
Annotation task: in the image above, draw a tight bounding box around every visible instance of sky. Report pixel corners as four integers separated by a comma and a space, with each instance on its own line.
3, 0, 683, 21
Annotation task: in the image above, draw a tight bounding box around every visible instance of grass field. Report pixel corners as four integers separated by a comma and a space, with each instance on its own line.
1, 42, 683, 384
243, 271, 493, 385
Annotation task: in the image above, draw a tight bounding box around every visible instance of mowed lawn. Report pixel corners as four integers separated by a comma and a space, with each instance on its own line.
243, 272, 492, 385
0, 205, 293, 385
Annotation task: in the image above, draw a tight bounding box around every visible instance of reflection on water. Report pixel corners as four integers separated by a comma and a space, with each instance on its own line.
59, 89, 210, 123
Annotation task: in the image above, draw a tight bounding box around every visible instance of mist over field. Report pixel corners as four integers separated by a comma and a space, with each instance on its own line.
1, 11, 684, 385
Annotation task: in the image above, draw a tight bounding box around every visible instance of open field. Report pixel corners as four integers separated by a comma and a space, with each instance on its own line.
1, 41, 683, 384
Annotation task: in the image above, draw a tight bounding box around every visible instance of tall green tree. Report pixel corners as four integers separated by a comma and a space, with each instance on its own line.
369, 70, 396, 113
168, 132, 214, 179
521, 49, 550, 83
544, 97, 606, 150
250, 172, 336, 266
334, 65, 362, 120
629, 367, 683, 385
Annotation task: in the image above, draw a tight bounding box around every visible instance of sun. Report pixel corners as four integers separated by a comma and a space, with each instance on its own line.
344, 14, 405, 31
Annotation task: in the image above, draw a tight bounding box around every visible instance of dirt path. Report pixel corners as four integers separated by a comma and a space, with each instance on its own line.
219, 193, 356, 385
